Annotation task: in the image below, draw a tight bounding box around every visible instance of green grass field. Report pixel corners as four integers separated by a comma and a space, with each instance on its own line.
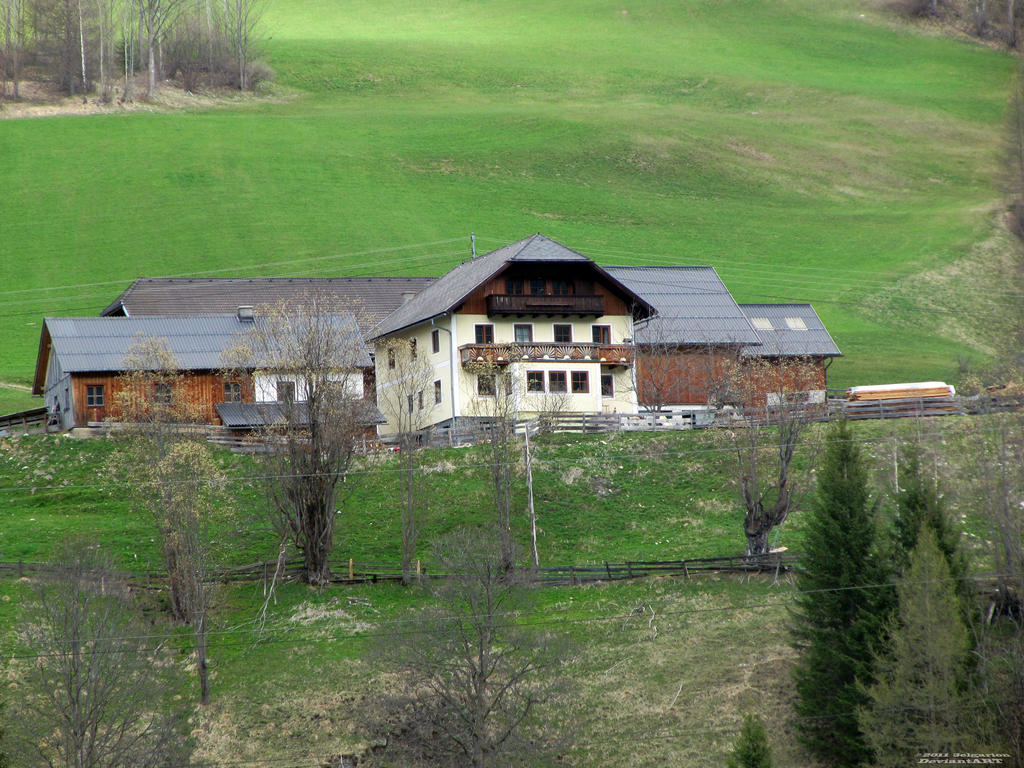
0, 415, 1011, 765
0, 0, 1018, 406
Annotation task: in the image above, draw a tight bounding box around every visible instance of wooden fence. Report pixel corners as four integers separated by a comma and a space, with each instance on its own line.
0, 552, 797, 589
0, 406, 47, 434
836, 396, 962, 421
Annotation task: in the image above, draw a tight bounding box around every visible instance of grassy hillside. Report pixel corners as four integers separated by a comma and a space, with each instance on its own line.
0, 415, 1010, 766
0, 0, 1018, 407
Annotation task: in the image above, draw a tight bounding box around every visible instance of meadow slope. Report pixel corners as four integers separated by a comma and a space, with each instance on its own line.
0, 0, 1018, 413
0, 415, 1009, 766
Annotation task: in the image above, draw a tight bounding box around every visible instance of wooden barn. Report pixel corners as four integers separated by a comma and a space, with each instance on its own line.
605, 266, 840, 409
32, 311, 374, 431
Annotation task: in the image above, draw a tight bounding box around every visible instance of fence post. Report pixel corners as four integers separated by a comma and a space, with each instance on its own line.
605, 561, 612, 580
627, 561, 632, 578
683, 561, 689, 580
349, 558, 354, 581
416, 559, 421, 583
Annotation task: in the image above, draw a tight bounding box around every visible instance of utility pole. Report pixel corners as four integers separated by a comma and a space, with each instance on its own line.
524, 421, 538, 567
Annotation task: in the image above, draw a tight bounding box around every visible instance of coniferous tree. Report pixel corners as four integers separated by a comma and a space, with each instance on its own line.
791, 420, 893, 767
893, 445, 966, 579
858, 526, 973, 766
892, 443, 973, 626
727, 714, 773, 768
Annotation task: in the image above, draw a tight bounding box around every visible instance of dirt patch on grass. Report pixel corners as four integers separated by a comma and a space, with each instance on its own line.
0, 78, 299, 120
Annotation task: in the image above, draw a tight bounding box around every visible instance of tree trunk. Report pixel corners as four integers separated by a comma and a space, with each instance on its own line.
97, 1, 106, 102
146, 35, 155, 98
745, 527, 771, 557
197, 611, 209, 705
301, 499, 333, 585
77, 0, 87, 99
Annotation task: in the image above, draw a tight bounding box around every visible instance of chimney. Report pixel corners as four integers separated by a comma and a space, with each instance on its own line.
237, 305, 255, 322
400, 291, 417, 305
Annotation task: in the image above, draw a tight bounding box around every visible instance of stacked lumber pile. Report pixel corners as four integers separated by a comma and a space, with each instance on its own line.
847, 382, 955, 401
843, 382, 959, 421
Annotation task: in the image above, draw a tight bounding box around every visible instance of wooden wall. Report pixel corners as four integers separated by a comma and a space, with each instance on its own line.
71, 372, 253, 427
635, 347, 829, 408
458, 264, 630, 316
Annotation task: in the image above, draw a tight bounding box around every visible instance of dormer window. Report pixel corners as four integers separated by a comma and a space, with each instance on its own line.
530, 278, 546, 295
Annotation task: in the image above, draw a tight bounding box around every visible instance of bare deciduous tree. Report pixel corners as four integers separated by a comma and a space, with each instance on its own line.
721, 356, 822, 556
375, 337, 436, 585
467, 362, 519, 574
227, 298, 373, 586
137, 0, 185, 98
8, 540, 190, 768
1, 0, 27, 100
367, 529, 571, 768
112, 334, 220, 704
223, 0, 264, 89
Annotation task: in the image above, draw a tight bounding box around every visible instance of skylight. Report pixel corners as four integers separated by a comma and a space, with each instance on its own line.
751, 317, 773, 331
785, 317, 808, 331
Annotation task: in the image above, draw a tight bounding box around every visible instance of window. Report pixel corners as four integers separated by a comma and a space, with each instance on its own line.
601, 374, 614, 398
548, 371, 567, 393
86, 384, 104, 408
387, 347, 396, 369
526, 371, 545, 392
530, 278, 546, 295
276, 380, 295, 403
407, 394, 414, 414
785, 317, 808, 331
750, 317, 773, 331
223, 381, 242, 402
505, 278, 524, 295
434, 380, 442, 404
514, 324, 533, 343
552, 280, 571, 295
592, 325, 611, 345
409, 338, 418, 359
477, 374, 496, 396
571, 371, 589, 394
475, 324, 494, 344
431, 329, 440, 354
553, 324, 573, 343
417, 390, 424, 410
155, 383, 173, 406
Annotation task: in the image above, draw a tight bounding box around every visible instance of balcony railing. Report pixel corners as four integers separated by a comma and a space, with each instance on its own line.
460, 343, 635, 367
485, 293, 605, 316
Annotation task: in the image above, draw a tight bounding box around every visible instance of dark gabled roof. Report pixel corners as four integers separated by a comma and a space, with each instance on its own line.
216, 401, 386, 429
35, 313, 371, 393
43, 315, 257, 374
738, 304, 841, 358
605, 266, 761, 346
101, 277, 437, 334
373, 234, 654, 338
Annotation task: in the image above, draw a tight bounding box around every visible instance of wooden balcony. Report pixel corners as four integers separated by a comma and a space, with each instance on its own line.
485, 293, 605, 316
459, 343, 635, 367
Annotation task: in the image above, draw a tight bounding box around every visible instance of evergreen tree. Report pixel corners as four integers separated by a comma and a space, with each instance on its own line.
893, 444, 967, 587
727, 714, 773, 768
858, 526, 973, 767
791, 420, 894, 767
